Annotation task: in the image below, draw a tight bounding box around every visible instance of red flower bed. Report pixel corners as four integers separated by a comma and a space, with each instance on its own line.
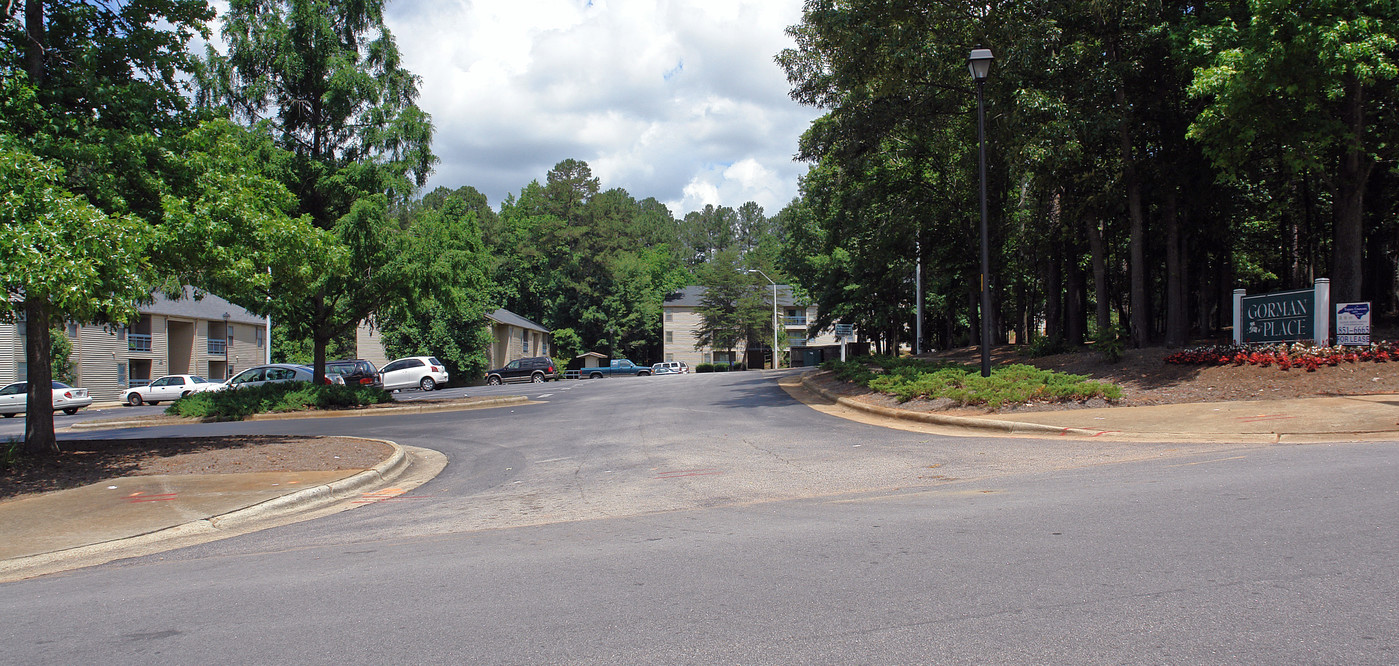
1164, 341, 1397, 372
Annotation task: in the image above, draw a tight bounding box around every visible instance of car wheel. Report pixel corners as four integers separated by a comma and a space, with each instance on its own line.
420, 377, 436, 392
639, 371, 651, 376
127, 393, 143, 406
531, 373, 544, 383
181, 391, 191, 398
62, 407, 79, 415
487, 376, 502, 386
590, 372, 603, 379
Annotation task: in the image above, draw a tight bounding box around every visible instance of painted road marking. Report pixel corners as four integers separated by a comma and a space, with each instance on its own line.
535, 456, 575, 464
1236, 414, 1295, 422
125, 492, 178, 503
536, 393, 553, 398
1170, 456, 1247, 467
352, 488, 433, 504
655, 469, 722, 480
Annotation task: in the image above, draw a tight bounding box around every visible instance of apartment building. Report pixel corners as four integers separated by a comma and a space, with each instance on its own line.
0, 288, 267, 402
660, 286, 842, 368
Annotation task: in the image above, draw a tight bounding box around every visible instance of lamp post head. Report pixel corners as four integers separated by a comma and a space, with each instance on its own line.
967, 48, 994, 82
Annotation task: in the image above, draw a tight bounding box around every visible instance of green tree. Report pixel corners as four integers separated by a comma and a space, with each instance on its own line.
376, 186, 499, 383
201, 0, 438, 381
1189, 0, 1399, 303
694, 251, 771, 366
1, 1, 318, 454
0, 147, 155, 453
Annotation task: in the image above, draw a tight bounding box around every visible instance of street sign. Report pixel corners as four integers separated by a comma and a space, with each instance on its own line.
834, 324, 854, 339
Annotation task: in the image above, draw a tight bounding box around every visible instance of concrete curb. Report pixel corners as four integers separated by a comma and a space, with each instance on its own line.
208, 438, 407, 529
799, 373, 1108, 437
0, 439, 409, 578
66, 395, 528, 431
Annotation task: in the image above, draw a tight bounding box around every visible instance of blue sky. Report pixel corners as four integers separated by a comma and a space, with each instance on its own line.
380, 0, 823, 217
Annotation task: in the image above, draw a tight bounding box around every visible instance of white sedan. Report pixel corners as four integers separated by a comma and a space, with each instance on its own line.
0, 381, 94, 417
380, 356, 449, 391
125, 374, 218, 406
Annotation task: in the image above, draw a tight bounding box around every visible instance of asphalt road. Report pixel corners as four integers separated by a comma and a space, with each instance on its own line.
3, 370, 1397, 664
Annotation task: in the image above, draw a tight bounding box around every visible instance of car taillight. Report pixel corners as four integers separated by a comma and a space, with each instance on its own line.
359, 377, 372, 385
63, 391, 73, 398
548, 365, 555, 373
431, 365, 440, 372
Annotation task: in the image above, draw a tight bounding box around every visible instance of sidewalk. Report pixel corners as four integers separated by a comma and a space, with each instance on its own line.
794, 374, 1399, 443
0, 440, 417, 582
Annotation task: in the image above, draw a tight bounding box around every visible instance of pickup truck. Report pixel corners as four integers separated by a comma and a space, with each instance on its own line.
582, 359, 652, 379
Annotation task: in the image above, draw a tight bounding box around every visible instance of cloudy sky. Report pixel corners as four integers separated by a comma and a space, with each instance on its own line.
380, 0, 823, 217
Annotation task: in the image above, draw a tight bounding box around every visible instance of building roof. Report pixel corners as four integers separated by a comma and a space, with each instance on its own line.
485, 308, 550, 333
663, 285, 800, 308
575, 352, 609, 359
141, 287, 263, 325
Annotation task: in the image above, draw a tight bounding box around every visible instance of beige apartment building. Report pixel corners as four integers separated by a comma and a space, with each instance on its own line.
356, 307, 553, 374
0, 288, 267, 402
661, 286, 842, 368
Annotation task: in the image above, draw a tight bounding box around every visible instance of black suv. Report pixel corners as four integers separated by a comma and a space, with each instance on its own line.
485, 356, 559, 385
325, 359, 382, 388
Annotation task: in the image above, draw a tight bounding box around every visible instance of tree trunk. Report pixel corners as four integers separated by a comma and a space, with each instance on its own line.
1118, 87, 1149, 348
24, 0, 44, 85
1044, 194, 1063, 344
1085, 211, 1111, 336
23, 297, 58, 455
1333, 77, 1372, 303
1164, 189, 1187, 348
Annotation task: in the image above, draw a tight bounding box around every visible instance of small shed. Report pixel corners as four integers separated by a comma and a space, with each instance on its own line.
571, 352, 610, 370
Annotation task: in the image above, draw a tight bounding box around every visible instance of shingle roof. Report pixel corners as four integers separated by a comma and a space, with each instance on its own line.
485, 308, 550, 333
663, 285, 800, 308
141, 287, 263, 325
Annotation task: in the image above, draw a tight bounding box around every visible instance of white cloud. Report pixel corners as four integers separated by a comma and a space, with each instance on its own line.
385, 0, 820, 217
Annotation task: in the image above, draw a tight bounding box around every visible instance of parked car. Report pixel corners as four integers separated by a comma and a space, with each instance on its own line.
485, 356, 559, 385
325, 359, 382, 388
216, 364, 336, 391
125, 374, 218, 406
583, 359, 652, 379
0, 380, 93, 417
380, 356, 449, 391
651, 361, 688, 375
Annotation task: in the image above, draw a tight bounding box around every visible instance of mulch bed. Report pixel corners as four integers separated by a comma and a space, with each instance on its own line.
1, 435, 392, 501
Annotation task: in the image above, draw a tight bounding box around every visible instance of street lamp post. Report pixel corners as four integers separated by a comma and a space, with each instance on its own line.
746, 269, 780, 369
968, 47, 994, 378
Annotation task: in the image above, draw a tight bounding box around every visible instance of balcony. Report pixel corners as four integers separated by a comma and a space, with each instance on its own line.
208, 339, 227, 355
784, 316, 808, 327
127, 334, 152, 352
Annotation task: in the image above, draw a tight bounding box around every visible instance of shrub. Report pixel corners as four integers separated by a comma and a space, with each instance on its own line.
827, 356, 1121, 409
1024, 335, 1071, 358
166, 382, 392, 421
1094, 325, 1126, 363
1164, 341, 1397, 371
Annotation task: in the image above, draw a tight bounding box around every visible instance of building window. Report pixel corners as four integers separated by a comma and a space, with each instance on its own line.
665, 311, 673, 322
542, 340, 549, 357
666, 353, 674, 362
521, 329, 529, 355
67, 322, 78, 338
665, 331, 673, 344
117, 362, 127, 387
702, 352, 710, 364
17, 362, 26, 381
256, 326, 264, 348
